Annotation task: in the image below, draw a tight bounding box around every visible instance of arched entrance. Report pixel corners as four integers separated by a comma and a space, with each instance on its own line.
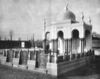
45, 32, 50, 53
72, 29, 80, 54
43, 32, 50, 54
84, 30, 91, 51
57, 31, 64, 55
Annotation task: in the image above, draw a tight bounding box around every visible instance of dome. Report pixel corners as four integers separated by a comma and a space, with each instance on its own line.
56, 7, 76, 21
63, 8, 76, 21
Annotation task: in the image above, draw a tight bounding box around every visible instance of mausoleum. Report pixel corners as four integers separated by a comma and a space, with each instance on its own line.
43, 6, 92, 57
43, 6, 93, 76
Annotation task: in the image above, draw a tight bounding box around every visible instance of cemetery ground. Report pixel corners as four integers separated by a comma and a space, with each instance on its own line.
0, 56, 100, 79
0, 64, 56, 79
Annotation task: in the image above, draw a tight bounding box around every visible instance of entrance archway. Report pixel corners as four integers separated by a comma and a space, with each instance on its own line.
84, 30, 91, 51
45, 32, 50, 53
72, 29, 79, 54
57, 31, 64, 55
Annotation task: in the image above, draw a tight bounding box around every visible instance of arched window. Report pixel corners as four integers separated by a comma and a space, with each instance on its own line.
57, 31, 64, 55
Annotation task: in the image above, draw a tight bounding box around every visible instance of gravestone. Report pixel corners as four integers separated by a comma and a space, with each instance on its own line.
30, 51, 35, 60
6, 49, 13, 62
12, 50, 20, 67
15, 51, 19, 58
39, 51, 47, 69
4, 50, 7, 57
19, 51, 28, 65
35, 51, 41, 68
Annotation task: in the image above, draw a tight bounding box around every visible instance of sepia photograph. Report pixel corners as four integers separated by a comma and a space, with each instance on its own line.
0, 0, 100, 79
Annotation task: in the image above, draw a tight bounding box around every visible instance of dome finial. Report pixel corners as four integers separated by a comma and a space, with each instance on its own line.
89, 16, 91, 24
43, 18, 46, 32
81, 12, 84, 21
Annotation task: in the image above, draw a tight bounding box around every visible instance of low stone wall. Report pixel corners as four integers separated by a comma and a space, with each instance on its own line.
47, 63, 57, 76
47, 56, 94, 76
58, 57, 87, 75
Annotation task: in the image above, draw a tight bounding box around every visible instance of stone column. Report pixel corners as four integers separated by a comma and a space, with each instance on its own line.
28, 49, 30, 60
83, 38, 85, 55
80, 38, 84, 57
70, 39, 72, 61
52, 40, 54, 54
43, 39, 46, 53
67, 39, 68, 55
54, 53, 57, 63
47, 53, 50, 62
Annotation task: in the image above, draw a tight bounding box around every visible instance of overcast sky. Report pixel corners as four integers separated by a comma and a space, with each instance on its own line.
0, 0, 100, 40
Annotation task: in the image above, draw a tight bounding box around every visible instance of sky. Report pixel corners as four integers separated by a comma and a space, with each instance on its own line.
0, 0, 100, 40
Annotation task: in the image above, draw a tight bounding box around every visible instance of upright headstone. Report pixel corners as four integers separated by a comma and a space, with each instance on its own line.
19, 51, 28, 65
15, 51, 19, 58
12, 50, 20, 67
35, 51, 40, 68
39, 51, 47, 69
27, 50, 36, 70
4, 50, 7, 57
6, 49, 13, 62
30, 51, 35, 60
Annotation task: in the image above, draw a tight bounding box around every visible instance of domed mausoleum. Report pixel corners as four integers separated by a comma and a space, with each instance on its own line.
43, 6, 92, 56
43, 6, 92, 75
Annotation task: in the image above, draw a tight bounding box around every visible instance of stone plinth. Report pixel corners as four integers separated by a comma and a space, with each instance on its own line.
39, 53, 47, 69
5, 62, 13, 66
18, 65, 27, 69
12, 58, 19, 67
0, 56, 6, 64
47, 63, 57, 76
47, 56, 94, 76
27, 60, 36, 70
